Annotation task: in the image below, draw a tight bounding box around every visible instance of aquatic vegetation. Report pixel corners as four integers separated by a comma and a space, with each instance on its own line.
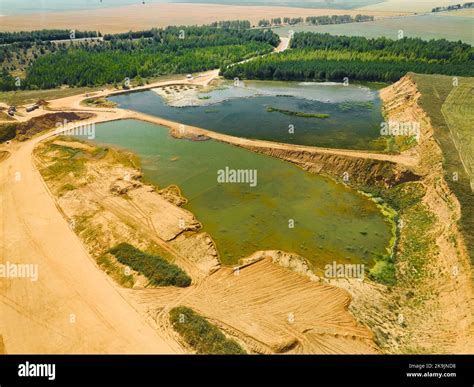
266, 106, 329, 118
338, 101, 374, 111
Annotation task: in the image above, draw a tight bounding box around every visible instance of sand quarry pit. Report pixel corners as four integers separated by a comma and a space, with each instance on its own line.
3, 70, 472, 354
29, 136, 378, 354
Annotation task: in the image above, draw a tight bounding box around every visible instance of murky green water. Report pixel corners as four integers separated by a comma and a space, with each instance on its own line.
88, 119, 392, 270
109, 80, 386, 151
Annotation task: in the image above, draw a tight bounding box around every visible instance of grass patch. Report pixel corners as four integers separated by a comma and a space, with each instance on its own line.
369, 260, 396, 286
169, 306, 246, 354
58, 183, 77, 195
411, 73, 474, 262
82, 97, 117, 108
0, 123, 17, 143
42, 157, 86, 180
266, 106, 329, 118
97, 254, 135, 288
362, 181, 436, 286
109, 243, 191, 287
369, 135, 418, 154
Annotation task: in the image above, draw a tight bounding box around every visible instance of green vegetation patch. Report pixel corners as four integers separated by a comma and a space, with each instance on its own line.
266, 106, 329, 118
338, 100, 374, 111
109, 243, 191, 287
41, 144, 87, 179
362, 181, 437, 286
223, 33, 474, 83
169, 306, 246, 354
412, 73, 474, 262
0, 123, 17, 143
82, 97, 117, 108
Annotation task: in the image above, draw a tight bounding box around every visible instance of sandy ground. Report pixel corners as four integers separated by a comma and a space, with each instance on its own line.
0, 3, 403, 33
127, 258, 377, 354
0, 118, 177, 354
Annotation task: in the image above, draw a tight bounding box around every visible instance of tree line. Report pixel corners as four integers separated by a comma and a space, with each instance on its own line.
432, 2, 473, 12
222, 33, 474, 83
0, 29, 100, 44
103, 21, 256, 41
305, 14, 374, 25
3, 26, 278, 90
290, 32, 472, 62
258, 14, 374, 27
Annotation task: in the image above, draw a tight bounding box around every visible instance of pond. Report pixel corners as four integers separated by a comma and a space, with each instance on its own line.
88, 119, 393, 270
109, 80, 387, 151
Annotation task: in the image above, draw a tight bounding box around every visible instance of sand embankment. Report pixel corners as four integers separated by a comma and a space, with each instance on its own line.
378, 75, 474, 352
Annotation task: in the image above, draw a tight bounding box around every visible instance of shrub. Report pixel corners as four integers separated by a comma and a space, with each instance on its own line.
108, 243, 191, 287
169, 306, 246, 354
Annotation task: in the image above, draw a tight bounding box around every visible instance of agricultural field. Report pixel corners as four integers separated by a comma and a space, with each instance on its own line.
359, 0, 469, 12
442, 81, 474, 189
272, 14, 474, 44
412, 73, 474, 262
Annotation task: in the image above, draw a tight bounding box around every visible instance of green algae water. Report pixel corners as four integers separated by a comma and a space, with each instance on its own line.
89, 119, 392, 269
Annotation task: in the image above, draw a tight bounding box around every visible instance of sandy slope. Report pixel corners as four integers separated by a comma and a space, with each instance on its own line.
0, 118, 178, 354
0, 4, 398, 33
